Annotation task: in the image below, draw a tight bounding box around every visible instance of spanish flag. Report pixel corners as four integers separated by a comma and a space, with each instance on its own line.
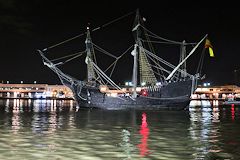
205, 38, 214, 57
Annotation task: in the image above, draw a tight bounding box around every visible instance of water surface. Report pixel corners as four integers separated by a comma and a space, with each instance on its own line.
0, 99, 239, 159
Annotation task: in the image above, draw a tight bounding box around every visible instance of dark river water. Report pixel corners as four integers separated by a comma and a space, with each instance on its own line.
0, 99, 239, 160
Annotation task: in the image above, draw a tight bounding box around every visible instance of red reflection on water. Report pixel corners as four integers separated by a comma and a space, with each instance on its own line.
231, 105, 235, 121
137, 112, 150, 157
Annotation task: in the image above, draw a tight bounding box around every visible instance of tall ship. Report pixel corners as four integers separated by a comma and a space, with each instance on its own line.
38, 9, 208, 110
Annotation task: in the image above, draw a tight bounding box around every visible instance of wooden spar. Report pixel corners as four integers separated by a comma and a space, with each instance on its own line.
166, 34, 208, 81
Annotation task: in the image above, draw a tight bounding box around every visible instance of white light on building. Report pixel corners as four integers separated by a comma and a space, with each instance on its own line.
203, 82, 210, 87
136, 87, 142, 92
125, 82, 133, 86
110, 93, 118, 97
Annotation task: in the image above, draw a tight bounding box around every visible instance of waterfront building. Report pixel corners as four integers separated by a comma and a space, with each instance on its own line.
0, 83, 73, 99
192, 85, 240, 100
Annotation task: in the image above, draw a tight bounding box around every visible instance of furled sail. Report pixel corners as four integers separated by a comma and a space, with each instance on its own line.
139, 43, 157, 85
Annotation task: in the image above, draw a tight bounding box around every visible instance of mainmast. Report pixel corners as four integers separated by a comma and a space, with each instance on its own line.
131, 9, 157, 98
131, 9, 140, 98
85, 28, 96, 85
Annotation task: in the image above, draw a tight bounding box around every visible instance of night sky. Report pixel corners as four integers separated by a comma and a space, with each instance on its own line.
0, 0, 240, 86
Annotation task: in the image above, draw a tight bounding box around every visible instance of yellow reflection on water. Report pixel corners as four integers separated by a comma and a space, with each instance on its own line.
212, 107, 220, 123
11, 111, 20, 134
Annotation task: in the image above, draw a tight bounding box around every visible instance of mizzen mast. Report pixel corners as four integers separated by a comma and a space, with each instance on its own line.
179, 40, 187, 79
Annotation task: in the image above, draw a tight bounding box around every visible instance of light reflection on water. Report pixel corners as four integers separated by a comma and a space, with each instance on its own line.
0, 99, 240, 159
137, 113, 150, 157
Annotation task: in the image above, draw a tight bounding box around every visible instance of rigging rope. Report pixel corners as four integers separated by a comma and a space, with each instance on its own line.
38, 50, 81, 82
142, 47, 192, 78
42, 11, 134, 51
109, 61, 118, 78
39, 50, 90, 101
142, 39, 180, 45
141, 25, 196, 45
196, 47, 206, 76
101, 11, 135, 28
92, 61, 121, 90
43, 33, 86, 51
63, 53, 84, 64
145, 54, 167, 78
51, 50, 86, 62
145, 53, 180, 80
92, 43, 118, 59
95, 45, 133, 82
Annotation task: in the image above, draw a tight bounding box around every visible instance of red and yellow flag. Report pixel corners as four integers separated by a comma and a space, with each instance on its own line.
205, 38, 214, 57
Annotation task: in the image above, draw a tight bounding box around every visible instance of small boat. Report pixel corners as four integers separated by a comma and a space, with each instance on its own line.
38, 9, 209, 110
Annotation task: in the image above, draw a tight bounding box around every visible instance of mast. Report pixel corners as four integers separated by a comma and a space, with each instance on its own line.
166, 34, 208, 81
85, 28, 96, 85
131, 9, 141, 98
179, 40, 187, 79
131, 44, 138, 98
131, 9, 158, 98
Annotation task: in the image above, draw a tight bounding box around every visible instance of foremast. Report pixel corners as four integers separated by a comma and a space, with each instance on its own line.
85, 28, 96, 86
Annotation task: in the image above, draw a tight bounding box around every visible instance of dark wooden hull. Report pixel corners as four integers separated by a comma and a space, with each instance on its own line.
69, 79, 193, 110
76, 96, 190, 110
